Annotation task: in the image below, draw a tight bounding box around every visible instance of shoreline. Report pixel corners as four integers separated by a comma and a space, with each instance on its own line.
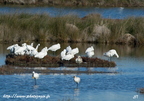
1, 0, 144, 7
0, 65, 118, 75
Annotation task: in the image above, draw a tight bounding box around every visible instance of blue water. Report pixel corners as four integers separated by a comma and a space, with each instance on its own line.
0, 6, 144, 19
0, 69, 144, 101
0, 43, 144, 101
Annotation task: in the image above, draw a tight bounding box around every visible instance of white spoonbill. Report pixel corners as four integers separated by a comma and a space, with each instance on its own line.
48, 43, 61, 55
67, 47, 79, 55
75, 56, 83, 64
7, 44, 20, 54
66, 46, 72, 53
61, 49, 74, 61
75, 56, 83, 70
85, 46, 94, 53
30, 44, 40, 56
86, 50, 94, 58
61, 49, 66, 58
85, 46, 94, 58
73, 76, 80, 88
103, 49, 119, 61
26, 43, 35, 51
32, 71, 39, 85
34, 47, 48, 59
14, 43, 27, 55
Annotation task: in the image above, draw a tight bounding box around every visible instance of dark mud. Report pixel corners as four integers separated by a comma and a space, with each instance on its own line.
5, 54, 116, 67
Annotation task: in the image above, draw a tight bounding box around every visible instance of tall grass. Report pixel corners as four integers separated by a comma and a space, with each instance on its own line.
1, 13, 144, 45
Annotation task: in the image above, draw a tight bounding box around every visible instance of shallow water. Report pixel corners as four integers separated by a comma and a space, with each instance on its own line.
1, 6, 144, 19
0, 43, 144, 100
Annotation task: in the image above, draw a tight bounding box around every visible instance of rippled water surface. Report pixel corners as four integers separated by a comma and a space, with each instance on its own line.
0, 43, 144, 100
1, 6, 144, 19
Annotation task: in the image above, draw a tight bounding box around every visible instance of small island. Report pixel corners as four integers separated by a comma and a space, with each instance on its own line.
5, 54, 116, 67
0, 54, 117, 75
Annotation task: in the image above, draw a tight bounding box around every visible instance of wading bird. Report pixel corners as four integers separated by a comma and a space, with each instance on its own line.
61, 49, 74, 61
103, 49, 119, 61
7, 44, 20, 54
86, 50, 94, 58
30, 44, 40, 56
14, 43, 27, 55
73, 76, 80, 88
32, 71, 39, 85
85, 46, 94, 53
34, 47, 48, 59
75, 56, 83, 66
66, 46, 72, 53
67, 47, 79, 55
85, 46, 94, 58
48, 43, 61, 56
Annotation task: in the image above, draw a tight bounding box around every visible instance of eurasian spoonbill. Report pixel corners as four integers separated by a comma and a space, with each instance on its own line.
103, 49, 119, 61
32, 71, 39, 85
73, 76, 80, 88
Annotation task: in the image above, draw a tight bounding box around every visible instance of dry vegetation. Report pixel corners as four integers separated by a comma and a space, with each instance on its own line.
0, 13, 144, 45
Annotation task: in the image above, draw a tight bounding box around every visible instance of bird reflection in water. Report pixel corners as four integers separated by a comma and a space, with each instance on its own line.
74, 88, 80, 97
33, 85, 39, 90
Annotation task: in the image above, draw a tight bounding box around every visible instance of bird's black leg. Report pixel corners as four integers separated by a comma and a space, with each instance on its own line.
34, 78, 37, 85
76, 83, 79, 88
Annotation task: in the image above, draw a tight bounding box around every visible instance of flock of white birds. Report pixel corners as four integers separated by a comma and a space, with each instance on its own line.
7, 43, 119, 86
7, 42, 119, 61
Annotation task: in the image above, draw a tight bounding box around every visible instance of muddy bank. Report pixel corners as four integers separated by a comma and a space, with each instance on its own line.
1, 0, 144, 7
138, 88, 144, 94
0, 65, 118, 75
5, 54, 116, 67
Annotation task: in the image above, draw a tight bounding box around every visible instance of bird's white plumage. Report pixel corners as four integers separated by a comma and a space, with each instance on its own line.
86, 50, 94, 58
14, 43, 27, 55
30, 44, 40, 56
73, 76, 80, 84
34, 47, 48, 59
61, 49, 66, 58
85, 46, 94, 53
62, 53, 74, 61
85, 46, 95, 58
32, 71, 39, 79
103, 49, 119, 58
61, 49, 74, 60
66, 46, 72, 53
75, 56, 83, 64
7, 44, 18, 50
48, 43, 61, 51
67, 47, 79, 55
7, 44, 20, 54
26, 43, 35, 51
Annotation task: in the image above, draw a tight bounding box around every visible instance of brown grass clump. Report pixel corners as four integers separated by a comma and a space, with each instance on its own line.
139, 88, 144, 93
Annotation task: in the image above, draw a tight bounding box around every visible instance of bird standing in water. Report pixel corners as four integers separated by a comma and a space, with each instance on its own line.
73, 76, 80, 88
103, 49, 119, 61
32, 71, 39, 85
